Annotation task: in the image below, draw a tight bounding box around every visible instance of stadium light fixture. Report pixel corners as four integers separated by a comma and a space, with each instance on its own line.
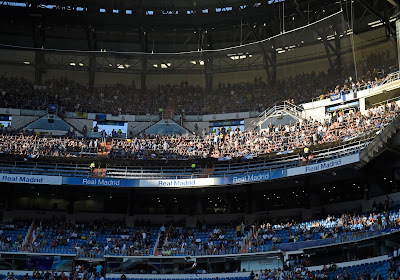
79, 63, 84, 67
23, 61, 30, 65
113, 9, 119, 14
161, 64, 168, 68
371, 22, 384, 28
100, 8, 106, 13
117, 64, 124, 69
69, 62, 76, 66
153, 64, 158, 68
126, 10, 132, 14
199, 60, 204, 65
368, 20, 382, 26
191, 61, 197, 65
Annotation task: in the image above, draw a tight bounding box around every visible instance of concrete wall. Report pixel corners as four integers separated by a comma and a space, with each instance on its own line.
5, 190, 400, 224
95, 72, 141, 88
42, 69, 89, 85
146, 73, 205, 88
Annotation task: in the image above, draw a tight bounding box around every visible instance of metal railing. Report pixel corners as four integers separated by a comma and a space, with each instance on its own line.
213, 140, 369, 177
310, 70, 400, 103
0, 161, 92, 177
245, 101, 321, 131
247, 227, 398, 254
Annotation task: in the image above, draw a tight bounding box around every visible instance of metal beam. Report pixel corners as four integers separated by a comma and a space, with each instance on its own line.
87, 28, 96, 88
294, 0, 341, 73
357, 0, 393, 37
245, 21, 276, 85
141, 29, 148, 91
386, 0, 398, 7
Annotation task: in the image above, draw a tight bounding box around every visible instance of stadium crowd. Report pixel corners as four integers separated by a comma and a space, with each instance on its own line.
160, 223, 249, 256
250, 207, 397, 253
0, 203, 397, 259
0, 100, 398, 161
108, 101, 399, 160
0, 134, 97, 157
0, 51, 393, 115
29, 219, 156, 257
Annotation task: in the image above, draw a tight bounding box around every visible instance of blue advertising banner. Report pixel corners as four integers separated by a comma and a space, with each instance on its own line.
286, 153, 360, 177
222, 169, 286, 185
62, 177, 138, 187
2, 153, 360, 188
0, 174, 62, 185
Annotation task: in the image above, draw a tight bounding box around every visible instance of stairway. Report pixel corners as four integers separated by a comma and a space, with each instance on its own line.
240, 228, 258, 254
199, 167, 214, 178
12, 116, 40, 130
97, 139, 112, 157
245, 101, 320, 131
181, 122, 196, 135
93, 167, 106, 178
23, 220, 37, 252
56, 108, 85, 137
356, 115, 400, 168
154, 226, 170, 256
132, 122, 156, 136
163, 99, 176, 120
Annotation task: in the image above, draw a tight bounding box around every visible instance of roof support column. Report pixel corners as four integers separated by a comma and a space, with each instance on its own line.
87, 27, 97, 89
141, 29, 148, 91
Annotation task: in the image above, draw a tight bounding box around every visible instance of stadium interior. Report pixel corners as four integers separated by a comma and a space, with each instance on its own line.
1, 0, 400, 279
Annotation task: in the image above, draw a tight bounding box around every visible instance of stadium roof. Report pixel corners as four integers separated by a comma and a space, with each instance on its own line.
0, 0, 395, 53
